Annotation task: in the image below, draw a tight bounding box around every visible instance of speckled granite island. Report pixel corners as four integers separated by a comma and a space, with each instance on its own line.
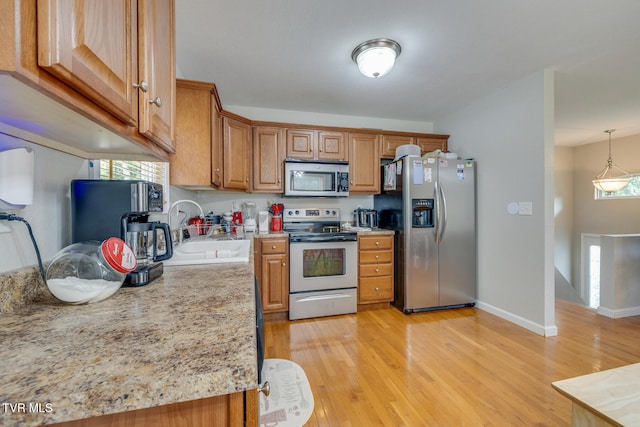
0, 258, 258, 426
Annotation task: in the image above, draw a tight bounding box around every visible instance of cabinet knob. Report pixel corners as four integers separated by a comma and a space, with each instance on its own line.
282, 262, 286, 266
375, 241, 380, 245
375, 255, 379, 259
272, 246, 277, 249
375, 287, 380, 291
375, 268, 380, 273
214, 168, 220, 172
258, 381, 270, 397
149, 96, 162, 107
278, 178, 281, 183
133, 80, 149, 93
350, 181, 354, 185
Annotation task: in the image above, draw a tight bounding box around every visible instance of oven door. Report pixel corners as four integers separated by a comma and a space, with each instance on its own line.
289, 240, 357, 292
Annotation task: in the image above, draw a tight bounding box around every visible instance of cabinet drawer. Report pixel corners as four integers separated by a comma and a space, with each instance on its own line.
359, 250, 393, 264
260, 239, 288, 254
359, 276, 393, 303
359, 236, 393, 251
359, 263, 393, 277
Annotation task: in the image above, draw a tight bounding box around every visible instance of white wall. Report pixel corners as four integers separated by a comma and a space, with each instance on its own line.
435, 70, 557, 336
0, 133, 89, 274
571, 133, 640, 295
554, 146, 574, 285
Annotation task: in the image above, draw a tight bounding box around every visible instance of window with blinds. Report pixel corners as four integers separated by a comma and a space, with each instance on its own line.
99, 160, 169, 190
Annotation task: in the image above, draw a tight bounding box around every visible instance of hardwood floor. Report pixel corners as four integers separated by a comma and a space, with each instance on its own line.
263, 300, 640, 426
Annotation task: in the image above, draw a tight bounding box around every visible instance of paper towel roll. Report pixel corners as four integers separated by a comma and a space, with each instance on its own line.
0, 147, 34, 209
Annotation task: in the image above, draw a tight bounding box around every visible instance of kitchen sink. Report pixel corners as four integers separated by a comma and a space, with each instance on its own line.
163, 238, 251, 266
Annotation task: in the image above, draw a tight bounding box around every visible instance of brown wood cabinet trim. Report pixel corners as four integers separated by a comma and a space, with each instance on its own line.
251, 119, 449, 140
220, 108, 252, 125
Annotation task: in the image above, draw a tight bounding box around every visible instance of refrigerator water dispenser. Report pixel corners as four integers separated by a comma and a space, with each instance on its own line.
412, 198, 434, 228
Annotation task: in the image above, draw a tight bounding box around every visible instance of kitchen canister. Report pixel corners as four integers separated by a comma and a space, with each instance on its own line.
45, 238, 137, 304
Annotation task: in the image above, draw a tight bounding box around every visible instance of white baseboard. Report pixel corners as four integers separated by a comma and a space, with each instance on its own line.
597, 305, 640, 319
475, 300, 558, 337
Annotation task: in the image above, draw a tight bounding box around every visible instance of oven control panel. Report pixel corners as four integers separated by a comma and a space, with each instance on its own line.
283, 208, 341, 221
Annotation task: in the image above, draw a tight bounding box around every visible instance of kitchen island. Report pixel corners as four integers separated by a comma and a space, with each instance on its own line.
0, 260, 258, 426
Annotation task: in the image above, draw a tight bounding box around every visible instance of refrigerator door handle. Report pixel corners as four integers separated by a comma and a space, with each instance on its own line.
438, 183, 447, 243
434, 181, 440, 242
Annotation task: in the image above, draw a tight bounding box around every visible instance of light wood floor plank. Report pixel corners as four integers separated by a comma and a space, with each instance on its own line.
264, 299, 640, 426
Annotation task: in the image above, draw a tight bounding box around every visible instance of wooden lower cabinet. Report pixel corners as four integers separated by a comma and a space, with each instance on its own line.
51, 391, 257, 427
358, 235, 394, 305
254, 237, 289, 313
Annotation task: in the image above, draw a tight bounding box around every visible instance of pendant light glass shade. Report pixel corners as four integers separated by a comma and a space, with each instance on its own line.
592, 129, 630, 193
351, 39, 401, 78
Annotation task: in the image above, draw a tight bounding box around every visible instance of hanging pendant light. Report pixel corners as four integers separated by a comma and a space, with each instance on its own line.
351, 38, 401, 78
592, 129, 630, 193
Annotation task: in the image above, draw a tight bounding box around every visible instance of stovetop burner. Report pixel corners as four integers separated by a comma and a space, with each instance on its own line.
283, 207, 357, 242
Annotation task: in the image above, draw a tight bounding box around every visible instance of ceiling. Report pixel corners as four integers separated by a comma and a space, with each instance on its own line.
175, 0, 640, 147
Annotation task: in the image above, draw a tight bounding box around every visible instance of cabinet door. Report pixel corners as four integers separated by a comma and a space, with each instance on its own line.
137, 0, 175, 152
253, 127, 285, 192
416, 137, 448, 154
261, 254, 288, 312
318, 131, 347, 161
211, 102, 223, 188
223, 117, 251, 190
286, 129, 316, 159
380, 135, 415, 158
349, 133, 380, 193
37, 0, 138, 125
171, 80, 212, 187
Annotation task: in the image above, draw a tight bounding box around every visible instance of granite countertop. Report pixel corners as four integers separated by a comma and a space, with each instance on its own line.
0, 258, 257, 426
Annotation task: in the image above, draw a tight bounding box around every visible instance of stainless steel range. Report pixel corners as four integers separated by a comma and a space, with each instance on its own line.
284, 207, 358, 320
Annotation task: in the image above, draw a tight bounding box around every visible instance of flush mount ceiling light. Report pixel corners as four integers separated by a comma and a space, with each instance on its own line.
351, 38, 401, 78
592, 129, 631, 193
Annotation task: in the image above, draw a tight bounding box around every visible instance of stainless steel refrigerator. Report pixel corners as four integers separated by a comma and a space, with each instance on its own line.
374, 155, 476, 313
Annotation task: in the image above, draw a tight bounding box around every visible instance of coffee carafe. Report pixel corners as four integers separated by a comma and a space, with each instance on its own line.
120, 212, 173, 287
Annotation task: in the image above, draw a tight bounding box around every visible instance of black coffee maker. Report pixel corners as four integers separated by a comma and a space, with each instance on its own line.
120, 212, 172, 287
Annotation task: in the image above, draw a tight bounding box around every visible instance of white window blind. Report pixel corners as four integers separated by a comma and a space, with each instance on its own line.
99, 160, 169, 190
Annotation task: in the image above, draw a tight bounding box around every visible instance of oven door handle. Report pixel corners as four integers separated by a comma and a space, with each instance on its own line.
294, 293, 354, 302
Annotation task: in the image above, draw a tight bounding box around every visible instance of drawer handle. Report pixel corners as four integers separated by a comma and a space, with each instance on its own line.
375, 241, 380, 245
375, 287, 380, 291
375, 268, 380, 273
272, 245, 277, 249
375, 255, 379, 259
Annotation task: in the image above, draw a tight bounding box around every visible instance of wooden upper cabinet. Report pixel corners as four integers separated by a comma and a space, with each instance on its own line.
286, 129, 316, 159
349, 133, 380, 193
211, 98, 223, 188
37, 0, 138, 125
253, 127, 285, 193
416, 136, 448, 154
36, 0, 176, 153
286, 129, 347, 161
223, 116, 251, 191
170, 79, 213, 188
318, 131, 347, 161
137, 0, 176, 152
380, 135, 414, 158
381, 134, 448, 158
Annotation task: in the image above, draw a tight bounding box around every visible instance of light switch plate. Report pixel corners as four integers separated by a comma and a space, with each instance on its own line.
518, 202, 533, 216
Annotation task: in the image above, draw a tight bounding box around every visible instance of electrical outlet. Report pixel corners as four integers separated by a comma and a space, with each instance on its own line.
0, 223, 11, 233
518, 202, 533, 216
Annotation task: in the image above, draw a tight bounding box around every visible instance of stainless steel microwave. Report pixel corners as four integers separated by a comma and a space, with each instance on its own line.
284, 159, 349, 197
